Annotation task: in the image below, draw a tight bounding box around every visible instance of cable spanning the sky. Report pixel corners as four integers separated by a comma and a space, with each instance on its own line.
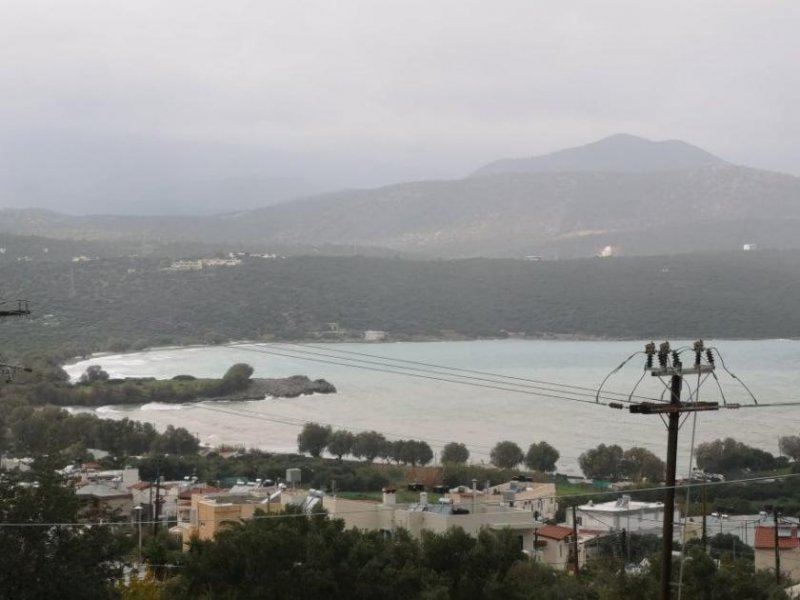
200, 338, 788, 461
229, 341, 791, 408
59, 308, 796, 409
284, 342, 658, 402
227, 342, 656, 407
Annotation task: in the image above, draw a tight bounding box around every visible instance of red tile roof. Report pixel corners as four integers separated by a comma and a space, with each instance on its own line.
178, 486, 221, 500
754, 525, 800, 550
128, 481, 152, 490
537, 524, 573, 541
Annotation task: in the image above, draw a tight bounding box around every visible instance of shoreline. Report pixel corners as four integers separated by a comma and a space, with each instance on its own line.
65, 333, 800, 367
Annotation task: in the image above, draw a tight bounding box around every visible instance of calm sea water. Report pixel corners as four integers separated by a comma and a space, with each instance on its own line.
65, 340, 800, 476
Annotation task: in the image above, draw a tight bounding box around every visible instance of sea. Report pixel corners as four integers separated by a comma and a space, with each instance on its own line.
64, 339, 800, 476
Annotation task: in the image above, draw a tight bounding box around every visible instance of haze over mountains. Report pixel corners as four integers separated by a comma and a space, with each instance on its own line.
2, 134, 799, 259
471, 133, 725, 176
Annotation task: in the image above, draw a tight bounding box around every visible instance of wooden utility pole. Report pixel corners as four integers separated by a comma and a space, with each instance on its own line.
773, 505, 782, 584
153, 464, 162, 536
660, 370, 682, 600
701, 488, 708, 554
611, 341, 719, 600
570, 505, 580, 575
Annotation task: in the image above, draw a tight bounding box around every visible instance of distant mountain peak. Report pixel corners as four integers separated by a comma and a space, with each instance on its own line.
471, 134, 725, 177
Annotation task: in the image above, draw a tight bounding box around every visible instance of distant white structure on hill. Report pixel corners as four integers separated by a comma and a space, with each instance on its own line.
163, 257, 242, 271
364, 330, 387, 342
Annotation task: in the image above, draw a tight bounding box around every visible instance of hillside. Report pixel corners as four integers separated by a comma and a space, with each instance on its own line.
1, 136, 798, 259
3, 251, 800, 357
236, 164, 800, 257
471, 133, 724, 176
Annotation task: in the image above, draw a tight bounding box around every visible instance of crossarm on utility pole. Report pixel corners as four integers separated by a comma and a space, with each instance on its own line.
0, 300, 30, 318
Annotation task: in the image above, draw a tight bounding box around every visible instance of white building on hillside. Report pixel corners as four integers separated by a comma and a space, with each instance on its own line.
567, 495, 678, 534
445, 480, 558, 521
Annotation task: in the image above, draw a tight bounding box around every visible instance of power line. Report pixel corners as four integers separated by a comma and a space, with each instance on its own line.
226, 342, 652, 407
227, 342, 794, 409
286, 342, 663, 403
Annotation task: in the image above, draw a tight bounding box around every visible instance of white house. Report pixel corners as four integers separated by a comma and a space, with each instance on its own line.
567, 495, 678, 534
445, 480, 558, 521
533, 524, 595, 571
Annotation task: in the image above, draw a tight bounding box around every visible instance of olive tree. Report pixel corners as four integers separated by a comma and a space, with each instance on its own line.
621, 447, 665, 483
327, 430, 355, 460
578, 444, 624, 480
525, 441, 560, 472
490, 441, 524, 469
297, 422, 332, 458
441, 442, 470, 465
352, 431, 387, 462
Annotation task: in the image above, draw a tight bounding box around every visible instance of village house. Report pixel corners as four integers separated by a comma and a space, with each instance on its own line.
176, 484, 222, 524
445, 480, 558, 521
75, 467, 140, 520
533, 524, 593, 571
128, 479, 188, 525
176, 484, 282, 547
754, 521, 800, 581
567, 495, 678, 535
282, 486, 543, 552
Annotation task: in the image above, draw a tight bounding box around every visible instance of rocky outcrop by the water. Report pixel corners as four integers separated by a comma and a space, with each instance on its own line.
217, 375, 336, 401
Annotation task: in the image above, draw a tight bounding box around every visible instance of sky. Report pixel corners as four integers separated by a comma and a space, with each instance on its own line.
0, 1, 798, 214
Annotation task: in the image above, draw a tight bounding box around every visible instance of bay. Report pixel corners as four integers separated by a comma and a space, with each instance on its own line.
65, 339, 800, 476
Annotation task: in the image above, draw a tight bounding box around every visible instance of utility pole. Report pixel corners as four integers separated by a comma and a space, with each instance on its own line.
134, 504, 143, 566
622, 528, 630, 564
701, 488, 708, 554
771, 505, 782, 584
661, 366, 682, 599
570, 505, 580, 575
153, 463, 162, 536
610, 340, 719, 600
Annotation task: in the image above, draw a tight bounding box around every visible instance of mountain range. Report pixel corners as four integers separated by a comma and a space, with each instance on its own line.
2, 134, 798, 258
471, 133, 724, 176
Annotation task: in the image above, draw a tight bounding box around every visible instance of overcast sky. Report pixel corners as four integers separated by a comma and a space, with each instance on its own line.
1, 1, 798, 214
